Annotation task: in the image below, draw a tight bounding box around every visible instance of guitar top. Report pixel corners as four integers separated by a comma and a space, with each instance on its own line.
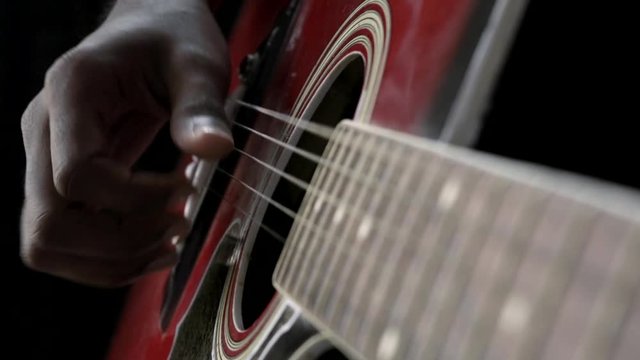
108, 0, 640, 359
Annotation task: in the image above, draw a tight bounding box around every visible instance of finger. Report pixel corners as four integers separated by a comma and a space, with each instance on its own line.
25, 207, 189, 260
44, 52, 110, 199
44, 52, 194, 212
167, 41, 234, 159
23, 244, 179, 288
61, 157, 194, 213
21, 92, 57, 202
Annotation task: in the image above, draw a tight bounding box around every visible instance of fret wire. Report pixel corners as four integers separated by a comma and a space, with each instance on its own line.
515, 202, 599, 360
341, 137, 405, 340
354, 142, 427, 352
443, 182, 546, 360
209, 170, 361, 253
311, 130, 375, 314
262, 120, 640, 360
538, 214, 628, 360
270, 163, 632, 360
233, 120, 387, 192
480, 196, 576, 359
273, 127, 337, 290
236, 102, 640, 224
232, 140, 388, 240
397, 164, 478, 359
300, 128, 366, 305
575, 225, 640, 360
215, 143, 539, 286
432, 174, 510, 360
214, 158, 584, 332
366, 158, 455, 344
327, 155, 439, 338
329, 133, 396, 332
278, 125, 345, 291
407, 170, 504, 360
290, 126, 356, 300
291, 126, 355, 302
611, 280, 640, 360
232, 140, 415, 236
323, 132, 391, 326
304, 153, 460, 358
279, 134, 337, 292
361, 151, 450, 334
365, 149, 445, 359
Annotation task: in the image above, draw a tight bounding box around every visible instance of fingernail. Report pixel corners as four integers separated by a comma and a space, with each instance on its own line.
165, 219, 191, 244
191, 115, 233, 142
144, 253, 177, 273
185, 160, 197, 180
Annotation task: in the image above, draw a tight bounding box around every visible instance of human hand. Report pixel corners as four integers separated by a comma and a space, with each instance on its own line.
20, 0, 232, 287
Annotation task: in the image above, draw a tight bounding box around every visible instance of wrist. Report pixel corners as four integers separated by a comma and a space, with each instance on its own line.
108, 0, 209, 18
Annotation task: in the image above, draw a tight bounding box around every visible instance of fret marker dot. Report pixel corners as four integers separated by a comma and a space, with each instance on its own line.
333, 204, 346, 224
377, 327, 400, 360
498, 295, 531, 334
314, 195, 324, 213
357, 217, 373, 241
438, 178, 461, 211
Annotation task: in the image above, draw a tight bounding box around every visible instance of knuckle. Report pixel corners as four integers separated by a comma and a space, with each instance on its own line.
20, 97, 41, 137
20, 209, 54, 265
44, 50, 98, 91
52, 160, 76, 198
20, 240, 50, 271
173, 45, 229, 78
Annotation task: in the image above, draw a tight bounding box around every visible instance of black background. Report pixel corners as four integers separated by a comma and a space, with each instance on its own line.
2, 0, 637, 359
2, 2, 127, 359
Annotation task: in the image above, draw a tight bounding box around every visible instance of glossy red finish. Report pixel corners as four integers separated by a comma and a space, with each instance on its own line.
372, 0, 475, 132
108, 0, 480, 358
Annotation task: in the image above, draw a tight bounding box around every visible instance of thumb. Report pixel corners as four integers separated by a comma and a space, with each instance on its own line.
168, 51, 234, 160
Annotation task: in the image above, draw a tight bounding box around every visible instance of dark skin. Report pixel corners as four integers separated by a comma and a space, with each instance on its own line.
20, 0, 232, 287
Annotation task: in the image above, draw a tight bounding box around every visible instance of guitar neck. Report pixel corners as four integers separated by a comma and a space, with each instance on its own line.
274, 120, 640, 360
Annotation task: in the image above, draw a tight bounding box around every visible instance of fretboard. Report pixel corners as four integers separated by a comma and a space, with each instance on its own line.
273, 120, 640, 360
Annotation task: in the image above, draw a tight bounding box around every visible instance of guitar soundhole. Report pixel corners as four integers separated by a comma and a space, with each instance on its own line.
317, 348, 349, 360
240, 58, 365, 327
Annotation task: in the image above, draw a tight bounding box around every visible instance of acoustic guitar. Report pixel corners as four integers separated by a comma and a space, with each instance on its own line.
108, 0, 640, 359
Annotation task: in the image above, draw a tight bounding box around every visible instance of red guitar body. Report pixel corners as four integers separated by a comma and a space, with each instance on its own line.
108, 0, 516, 358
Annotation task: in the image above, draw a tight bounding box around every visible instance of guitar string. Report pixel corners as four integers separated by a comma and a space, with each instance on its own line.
203, 101, 466, 256
208, 103, 564, 331
205, 187, 289, 244
235, 100, 335, 140
230, 118, 385, 191
221, 101, 393, 208
207, 146, 373, 238
203, 166, 337, 246
206, 167, 382, 251
183, 101, 340, 247
204, 179, 366, 251
206, 102, 637, 355
232, 100, 421, 194
210, 163, 380, 242
198, 100, 411, 244
205, 154, 391, 247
